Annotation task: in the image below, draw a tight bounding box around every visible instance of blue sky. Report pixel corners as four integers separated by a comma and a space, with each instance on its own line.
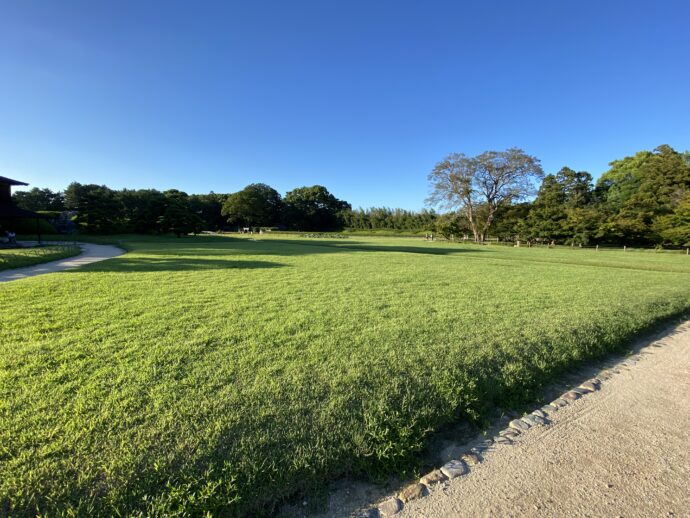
1, 1, 689, 209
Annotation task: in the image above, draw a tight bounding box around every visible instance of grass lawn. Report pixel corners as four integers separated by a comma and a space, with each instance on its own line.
1, 235, 690, 516
0, 244, 81, 272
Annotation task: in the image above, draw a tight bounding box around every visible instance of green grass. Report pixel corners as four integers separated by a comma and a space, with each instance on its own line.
2, 235, 690, 516
0, 244, 81, 271
342, 228, 430, 236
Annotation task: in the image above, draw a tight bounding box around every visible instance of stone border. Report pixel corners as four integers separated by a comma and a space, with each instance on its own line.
355, 358, 641, 518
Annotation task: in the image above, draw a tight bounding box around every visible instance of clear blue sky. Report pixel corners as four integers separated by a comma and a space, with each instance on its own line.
1, 1, 689, 209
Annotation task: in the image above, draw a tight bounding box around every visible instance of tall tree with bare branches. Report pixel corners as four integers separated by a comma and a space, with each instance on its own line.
427, 148, 543, 242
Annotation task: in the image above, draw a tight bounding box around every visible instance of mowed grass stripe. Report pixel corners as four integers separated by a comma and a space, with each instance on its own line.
1, 235, 689, 516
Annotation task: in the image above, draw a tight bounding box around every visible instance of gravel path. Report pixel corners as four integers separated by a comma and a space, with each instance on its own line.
393, 321, 690, 518
0, 243, 124, 282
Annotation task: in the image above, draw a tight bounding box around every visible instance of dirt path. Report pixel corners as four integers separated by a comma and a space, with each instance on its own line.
395, 321, 690, 518
0, 243, 124, 282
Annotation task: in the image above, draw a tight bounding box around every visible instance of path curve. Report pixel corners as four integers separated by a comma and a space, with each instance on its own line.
392, 321, 690, 517
0, 243, 124, 283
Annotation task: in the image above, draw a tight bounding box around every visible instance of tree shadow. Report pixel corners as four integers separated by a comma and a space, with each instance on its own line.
331, 243, 476, 255
81, 257, 287, 273
73, 237, 482, 273
22, 234, 485, 258
267, 239, 483, 256
132, 239, 482, 258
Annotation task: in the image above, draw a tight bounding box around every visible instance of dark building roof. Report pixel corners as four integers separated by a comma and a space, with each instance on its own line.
0, 176, 45, 219
0, 177, 49, 242
0, 176, 29, 186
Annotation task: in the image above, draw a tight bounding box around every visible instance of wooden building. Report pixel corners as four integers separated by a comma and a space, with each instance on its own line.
0, 175, 46, 243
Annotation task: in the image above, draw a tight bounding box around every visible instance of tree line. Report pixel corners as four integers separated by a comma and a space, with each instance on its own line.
341, 207, 439, 231
11, 144, 690, 246
12, 182, 352, 235
427, 144, 690, 247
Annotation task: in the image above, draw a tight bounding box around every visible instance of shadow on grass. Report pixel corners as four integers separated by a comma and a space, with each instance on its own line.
134, 239, 482, 258
54, 236, 482, 273
19, 234, 484, 258
332, 243, 475, 255
82, 257, 287, 273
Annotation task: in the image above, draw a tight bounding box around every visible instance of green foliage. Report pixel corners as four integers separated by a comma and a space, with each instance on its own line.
221, 183, 284, 228
20, 181, 352, 235
342, 207, 438, 232
655, 195, 690, 246
157, 190, 204, 238
526, 168, 597, 243
433, 212, 468, 239
60, 183, 220, 235
284, 185, 350, 231
188, 193, 227, 231
64, 182, 121, 233
594, 145, 690, 245
118, 188, 168, 233
12, 187, 65, 211
17, 143, 690, 245
481, 145, 690, 247
1, 235, 690, 516
490, 203, 530, 240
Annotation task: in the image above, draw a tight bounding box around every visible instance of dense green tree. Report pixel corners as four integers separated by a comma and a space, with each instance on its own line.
64, 183, 121, 234
595, 145, 690, 244
653, 194, 690, 246
189, 192, 228, 231
433, 212, 469, 239
342, 207, 438, 231
221, 183, 283, 228
491, 202, 532, 240
527, 167, 595, 243
118, 189, 167, 233
527, 174, 568, 241
283, 185, 351, 230
558, 168, 593, 208
12, 187, 65, 211
158, 190, 203, 237
63, 185, 214, 236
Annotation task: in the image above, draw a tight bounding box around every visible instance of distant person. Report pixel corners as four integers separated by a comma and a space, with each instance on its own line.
8, 231, 17, 244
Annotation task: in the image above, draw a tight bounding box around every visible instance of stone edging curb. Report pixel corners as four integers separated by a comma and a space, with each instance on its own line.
355, 358, 640, 518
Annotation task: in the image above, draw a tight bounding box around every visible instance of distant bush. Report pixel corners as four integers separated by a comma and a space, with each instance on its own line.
299, 233, 349, 239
